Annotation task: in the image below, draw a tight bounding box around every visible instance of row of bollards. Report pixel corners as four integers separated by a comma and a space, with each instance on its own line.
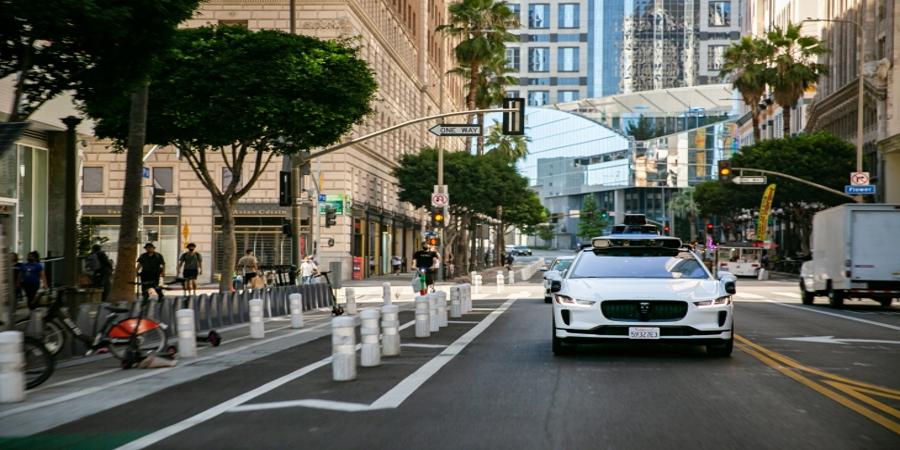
331, 283, 473, 381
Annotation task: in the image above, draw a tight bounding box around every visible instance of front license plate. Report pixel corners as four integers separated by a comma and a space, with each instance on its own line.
629, 327, 660, 339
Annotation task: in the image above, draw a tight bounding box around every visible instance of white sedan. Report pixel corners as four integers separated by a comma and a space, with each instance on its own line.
550, 235, 736, 357
543, 256, 574, 303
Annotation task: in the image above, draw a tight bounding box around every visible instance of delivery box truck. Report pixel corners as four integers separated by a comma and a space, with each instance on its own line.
800, 204, 900, 308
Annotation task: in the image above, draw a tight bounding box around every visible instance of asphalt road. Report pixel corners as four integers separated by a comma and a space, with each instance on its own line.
2, 278, 898, 449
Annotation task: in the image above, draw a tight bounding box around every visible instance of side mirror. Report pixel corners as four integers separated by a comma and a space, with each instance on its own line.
540, 267, 548, 272
550, 280, 562, 293
724, 281, 736, 295
718, 271, 737, 295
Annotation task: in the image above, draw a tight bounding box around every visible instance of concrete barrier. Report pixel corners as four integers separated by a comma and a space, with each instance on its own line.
436, 291, 448, 327
428, 293, 439, 333
382, 282, 392, 306
0, 331, 24, 403
415, 295, 430, 338
344, 288, 357, 315
449, 286, 462, 318
176, 309, 197, 359
289, 293, 304, 329
473, 274, 481, 294
331, 316, 357, 381
381, 304, 400, 356
360, 308, 381, 367
496, 273, 504, 292
249, 299, 264, 339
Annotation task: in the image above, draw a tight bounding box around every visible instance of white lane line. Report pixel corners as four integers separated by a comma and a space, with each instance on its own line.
229, 399, 373, 413
115, 358, 334, 450
370, 298, 516, 409
0, 322, 332, 420
767, 301, 900, 332
447, 320, 480, 324
401, 343, 448, 349
773, 291, 800, 298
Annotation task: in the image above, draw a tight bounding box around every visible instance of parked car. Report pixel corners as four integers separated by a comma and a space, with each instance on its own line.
543, 256, 574, 303
513, 246, 532, 256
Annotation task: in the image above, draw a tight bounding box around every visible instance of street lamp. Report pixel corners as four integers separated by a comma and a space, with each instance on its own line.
803, 17, 865, 185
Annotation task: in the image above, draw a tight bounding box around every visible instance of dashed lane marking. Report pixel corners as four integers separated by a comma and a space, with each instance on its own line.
401, 343, 448, 349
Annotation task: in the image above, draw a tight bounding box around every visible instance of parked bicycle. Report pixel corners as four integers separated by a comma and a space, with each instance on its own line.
23, 335, 54, 389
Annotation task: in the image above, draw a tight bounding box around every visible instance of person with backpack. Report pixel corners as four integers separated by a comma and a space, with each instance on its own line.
19, 251, 47, 310
177, 243, 203, 296
136, 243, 165, 299
86, 244, 113, 302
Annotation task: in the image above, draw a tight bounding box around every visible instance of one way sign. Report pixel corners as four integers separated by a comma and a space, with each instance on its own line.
428, 124, 482, 137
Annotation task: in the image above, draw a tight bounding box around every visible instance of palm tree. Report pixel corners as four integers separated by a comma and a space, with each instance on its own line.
720, 36, 772, 143
766, 23, 827, 137
485, 119, 529, 161
669, 187, 698, 242
438, 0, 517, 154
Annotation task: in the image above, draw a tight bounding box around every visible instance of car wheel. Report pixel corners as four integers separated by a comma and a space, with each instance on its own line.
800, 281, 814, 305
544, 296, 551, 304
707, 334, 733, 358
552, 318, 571, 356
828, 288, 844, 308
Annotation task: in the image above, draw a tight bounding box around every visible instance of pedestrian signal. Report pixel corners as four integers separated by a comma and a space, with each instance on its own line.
151, 187, 165, 213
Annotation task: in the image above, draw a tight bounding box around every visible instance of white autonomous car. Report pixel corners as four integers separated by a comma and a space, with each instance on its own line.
549, 235, 737, 357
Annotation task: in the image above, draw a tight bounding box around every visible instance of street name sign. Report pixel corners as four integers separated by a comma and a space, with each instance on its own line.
733, 176, 767, 185
142, 167, 151, 179
845, 185, 876, 195
850, 171, 869, 186
428, 124, 481, 137
431, 192, 449, 208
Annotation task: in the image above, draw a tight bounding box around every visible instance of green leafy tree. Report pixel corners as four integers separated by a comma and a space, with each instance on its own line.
91, 26, 377, 290
720, 36, 773, 143
577, 195, 608, 240
669, 187, 699, 241
625, 115, 657, 141
766, 23, 827, 137
485, 119, 529, 162
438, 0, 517, 154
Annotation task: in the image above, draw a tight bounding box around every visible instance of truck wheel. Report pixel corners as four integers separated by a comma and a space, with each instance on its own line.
800, 282, 814, 305
878, 297, 894, 308
828, 288, 844, 308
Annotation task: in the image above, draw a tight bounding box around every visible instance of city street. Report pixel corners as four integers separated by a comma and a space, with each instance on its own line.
1, 268, 897, 449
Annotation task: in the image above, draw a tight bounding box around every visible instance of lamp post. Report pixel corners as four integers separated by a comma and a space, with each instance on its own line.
804, 16, 864, 199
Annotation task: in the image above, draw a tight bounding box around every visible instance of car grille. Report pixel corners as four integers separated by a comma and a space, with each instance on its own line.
601, 300, 688, 322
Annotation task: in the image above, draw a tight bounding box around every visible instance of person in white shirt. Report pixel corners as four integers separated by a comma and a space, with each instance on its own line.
299, 256, 318, 285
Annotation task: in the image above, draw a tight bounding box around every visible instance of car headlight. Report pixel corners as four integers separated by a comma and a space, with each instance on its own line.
694, 296, 732, 308
555, 295, 596, 307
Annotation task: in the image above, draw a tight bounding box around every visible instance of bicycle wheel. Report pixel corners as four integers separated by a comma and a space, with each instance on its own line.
24, 336, 55, 390
16, 318, 68, 357
107, 322, 168, 360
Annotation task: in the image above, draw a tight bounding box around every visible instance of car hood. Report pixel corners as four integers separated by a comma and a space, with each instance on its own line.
563, 278, 722, 301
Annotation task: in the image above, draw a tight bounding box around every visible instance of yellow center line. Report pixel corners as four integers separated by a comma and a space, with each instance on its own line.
823, 380, 900, 420
734, 337, 900, 435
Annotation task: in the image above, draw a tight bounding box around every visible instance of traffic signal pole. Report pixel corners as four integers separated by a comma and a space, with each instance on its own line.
728, 166, 859, 201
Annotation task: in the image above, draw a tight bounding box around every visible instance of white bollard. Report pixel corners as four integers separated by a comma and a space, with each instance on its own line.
415, 295, 430, 338
449, 286, 462, 318
428, 293, 440, 333
344, 288, 357, 315
437, 291, 448, 327
508, 270, 515, 285
496, 273, 505, 293
464, 284, 472, 313
176, 309, 197, 358
360, 308, 381, 367
757, 268, 769, 281
331, 316, 357, 381
289, 293, 304, 329
382, 282, 392, 306
249, 299, 265, 339
381, 304, 401, 356
473, 274, 482, 294
0, 331, 24, 403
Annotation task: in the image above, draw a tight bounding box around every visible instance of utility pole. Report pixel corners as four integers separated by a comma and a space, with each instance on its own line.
288, 0, 308, 268
62, 116, 82, 288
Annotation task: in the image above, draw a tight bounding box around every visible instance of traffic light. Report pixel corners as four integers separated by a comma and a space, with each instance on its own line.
600, 210, 609, 220
281, 218, 292, 236
663, 222, 671, 235
324, 205, 337, 227
706, 223, 714, 234
279, 171, 291, 206
502, 97, 525, 135
151, 187, 165, 213
427, 236, 440, 247
717, 160, 732, 181
431, 208, 446, 228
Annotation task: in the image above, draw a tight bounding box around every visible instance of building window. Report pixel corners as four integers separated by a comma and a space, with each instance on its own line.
508, 3, 521, 21
527, 77, 551, 85
558, 90, 579, 102
528, 47, 549, 72
558, 3, 579, 28
152, 167, 174, 193
557, 77, 581, 85
527, 90, 550, 106
707, 45, 727, 71
82, 166, 103, 193
506, 90, 520, 98
558, 47, 579, 72
528, 4, 550, 29
506, 47, 520, 71
708, 1, 731, 27
557, 33, 583, 42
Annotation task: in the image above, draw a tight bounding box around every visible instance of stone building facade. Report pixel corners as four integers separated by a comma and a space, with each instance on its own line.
80, 0, 465, 283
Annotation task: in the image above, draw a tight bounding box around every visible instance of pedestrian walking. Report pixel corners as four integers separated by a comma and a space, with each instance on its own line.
177, 243, 203, 296
85, 244, 113, 302
136, 243, 165, 299
19, 251, 47, 310
299, 256, 319, 285
391, 255, 402, 275
237, 249, 259, 291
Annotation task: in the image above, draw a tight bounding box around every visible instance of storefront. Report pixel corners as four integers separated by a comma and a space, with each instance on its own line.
0, 143, 49, 258
213, 204, 293, 279
82, 205, 181, 277
350, 203, 420, 279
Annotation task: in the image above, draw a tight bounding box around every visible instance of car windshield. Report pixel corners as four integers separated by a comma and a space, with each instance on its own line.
569, 251, 709, 279
551, 259, 573, 271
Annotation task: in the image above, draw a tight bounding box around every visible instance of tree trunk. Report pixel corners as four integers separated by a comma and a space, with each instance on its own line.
751, 108, 761, 143
109, 83, 149, 303
476, 111, 485, 156
467, 63, 480, 154
218, 199, 238, 292
688, 212, 697, 242
782, 106, 791, 138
